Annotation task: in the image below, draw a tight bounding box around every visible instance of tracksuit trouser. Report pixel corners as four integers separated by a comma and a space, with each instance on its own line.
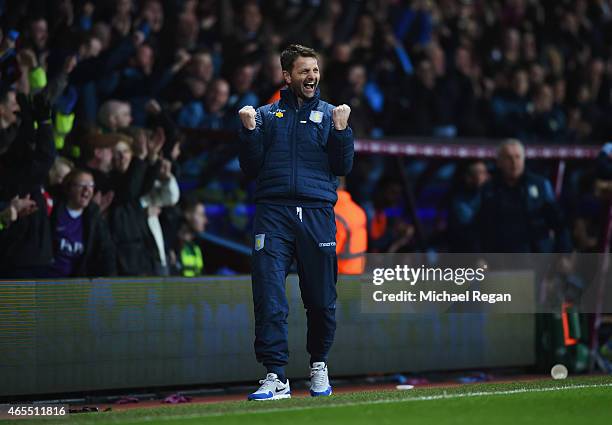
251, 203, 338, 376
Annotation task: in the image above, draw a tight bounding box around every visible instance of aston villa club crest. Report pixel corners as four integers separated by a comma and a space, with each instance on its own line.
255, 234, 265, 251
309, 110, 323, 123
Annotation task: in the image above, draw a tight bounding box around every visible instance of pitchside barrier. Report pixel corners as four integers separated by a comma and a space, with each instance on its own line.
0, 275, 534, 398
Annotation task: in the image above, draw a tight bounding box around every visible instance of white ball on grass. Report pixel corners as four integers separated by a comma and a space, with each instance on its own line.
551, 364, 568, 380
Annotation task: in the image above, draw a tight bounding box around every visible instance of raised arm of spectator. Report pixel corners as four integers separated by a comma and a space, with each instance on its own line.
69, 35, 139, 85
145, 99, 181, 159
7, 93, 56, 192
46, 55, 78, 104
29, 94, 56, 185
140, 127, 165, 195
113, 156, 149, 204
140, 160, 180, 209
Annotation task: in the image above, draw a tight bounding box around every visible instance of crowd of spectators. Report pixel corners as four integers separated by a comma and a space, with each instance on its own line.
1, 0, 612, 278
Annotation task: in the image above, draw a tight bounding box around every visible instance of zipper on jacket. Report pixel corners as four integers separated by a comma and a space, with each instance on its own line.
291, 107, 298, 199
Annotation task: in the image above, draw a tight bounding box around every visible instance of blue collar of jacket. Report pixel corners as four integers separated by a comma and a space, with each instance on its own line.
280, 87, 320, 110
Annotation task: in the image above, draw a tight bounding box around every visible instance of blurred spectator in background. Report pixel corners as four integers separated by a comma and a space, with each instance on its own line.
226, 64, 259, 130
335, 177, 367, 275
168, 50, 213, 107
223, 1, 270, 68
257, 51, 285, 105
46, 169, 116, 277
491, 68, 531, 139
0, 86, 22, 152
529, 84, 567, 142
447, 160, 490, 252
477, 139, 572, 253
405, 57, 436, 136
338, 63, 376, 138
596, 143, 612, 181
427, 43, 458, 138
106, 130, 161, 276
97, 100, 132, 132
325, 43, 353, 105
112, 43, 191, 126
200, 78, 231, 130
81, 132, 122, 213
140, 157, 180, 276
0, 87, 55, 278
177, 77, 231, 130
26, 17, 49, 67
368, 177, 415, 253
48, 156, 74, 188
0, 195, 38, 231
45, 155, 74, 206
450, 46, 486, 137
174, 198, 208, 277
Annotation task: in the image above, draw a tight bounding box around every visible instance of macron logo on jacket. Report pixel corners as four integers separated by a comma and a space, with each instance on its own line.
318, 242, 336, 247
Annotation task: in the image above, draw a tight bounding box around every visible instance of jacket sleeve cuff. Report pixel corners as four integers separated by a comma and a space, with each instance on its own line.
239, 126, 258, 141
331, 127, 352, 137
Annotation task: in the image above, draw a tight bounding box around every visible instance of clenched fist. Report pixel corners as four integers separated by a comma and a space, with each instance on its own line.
239, 105, 257, 130
332, 104, 351, 130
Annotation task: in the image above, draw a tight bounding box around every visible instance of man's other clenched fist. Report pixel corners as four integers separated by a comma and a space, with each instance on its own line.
332, 104, 351, 130
239, 105, 256, 130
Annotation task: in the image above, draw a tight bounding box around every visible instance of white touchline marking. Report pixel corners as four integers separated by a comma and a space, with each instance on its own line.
66, 382, 612, 424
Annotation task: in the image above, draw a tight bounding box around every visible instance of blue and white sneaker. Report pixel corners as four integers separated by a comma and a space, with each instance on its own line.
309, 362, 332, 396
248, 373, 291, 401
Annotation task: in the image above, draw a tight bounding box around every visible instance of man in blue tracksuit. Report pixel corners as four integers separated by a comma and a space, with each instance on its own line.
238, 44, 354, 400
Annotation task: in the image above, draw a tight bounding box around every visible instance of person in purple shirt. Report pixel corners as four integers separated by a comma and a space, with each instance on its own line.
48, 169, 117, 277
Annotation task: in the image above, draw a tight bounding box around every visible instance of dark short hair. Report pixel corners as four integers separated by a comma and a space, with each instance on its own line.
62, 168, 93, 195
280, 44, 318, 72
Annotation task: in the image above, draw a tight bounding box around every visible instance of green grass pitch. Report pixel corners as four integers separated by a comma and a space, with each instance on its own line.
8, 376, 612, 425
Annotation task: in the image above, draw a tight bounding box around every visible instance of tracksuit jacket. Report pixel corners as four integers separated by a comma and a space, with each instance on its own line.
239, 88, 354, 204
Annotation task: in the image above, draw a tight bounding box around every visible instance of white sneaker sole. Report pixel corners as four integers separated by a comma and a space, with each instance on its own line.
310, 387, 332, 397
252, 393, 291, 401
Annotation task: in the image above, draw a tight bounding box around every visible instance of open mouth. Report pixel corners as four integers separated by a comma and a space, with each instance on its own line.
303, 81, 316, 92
